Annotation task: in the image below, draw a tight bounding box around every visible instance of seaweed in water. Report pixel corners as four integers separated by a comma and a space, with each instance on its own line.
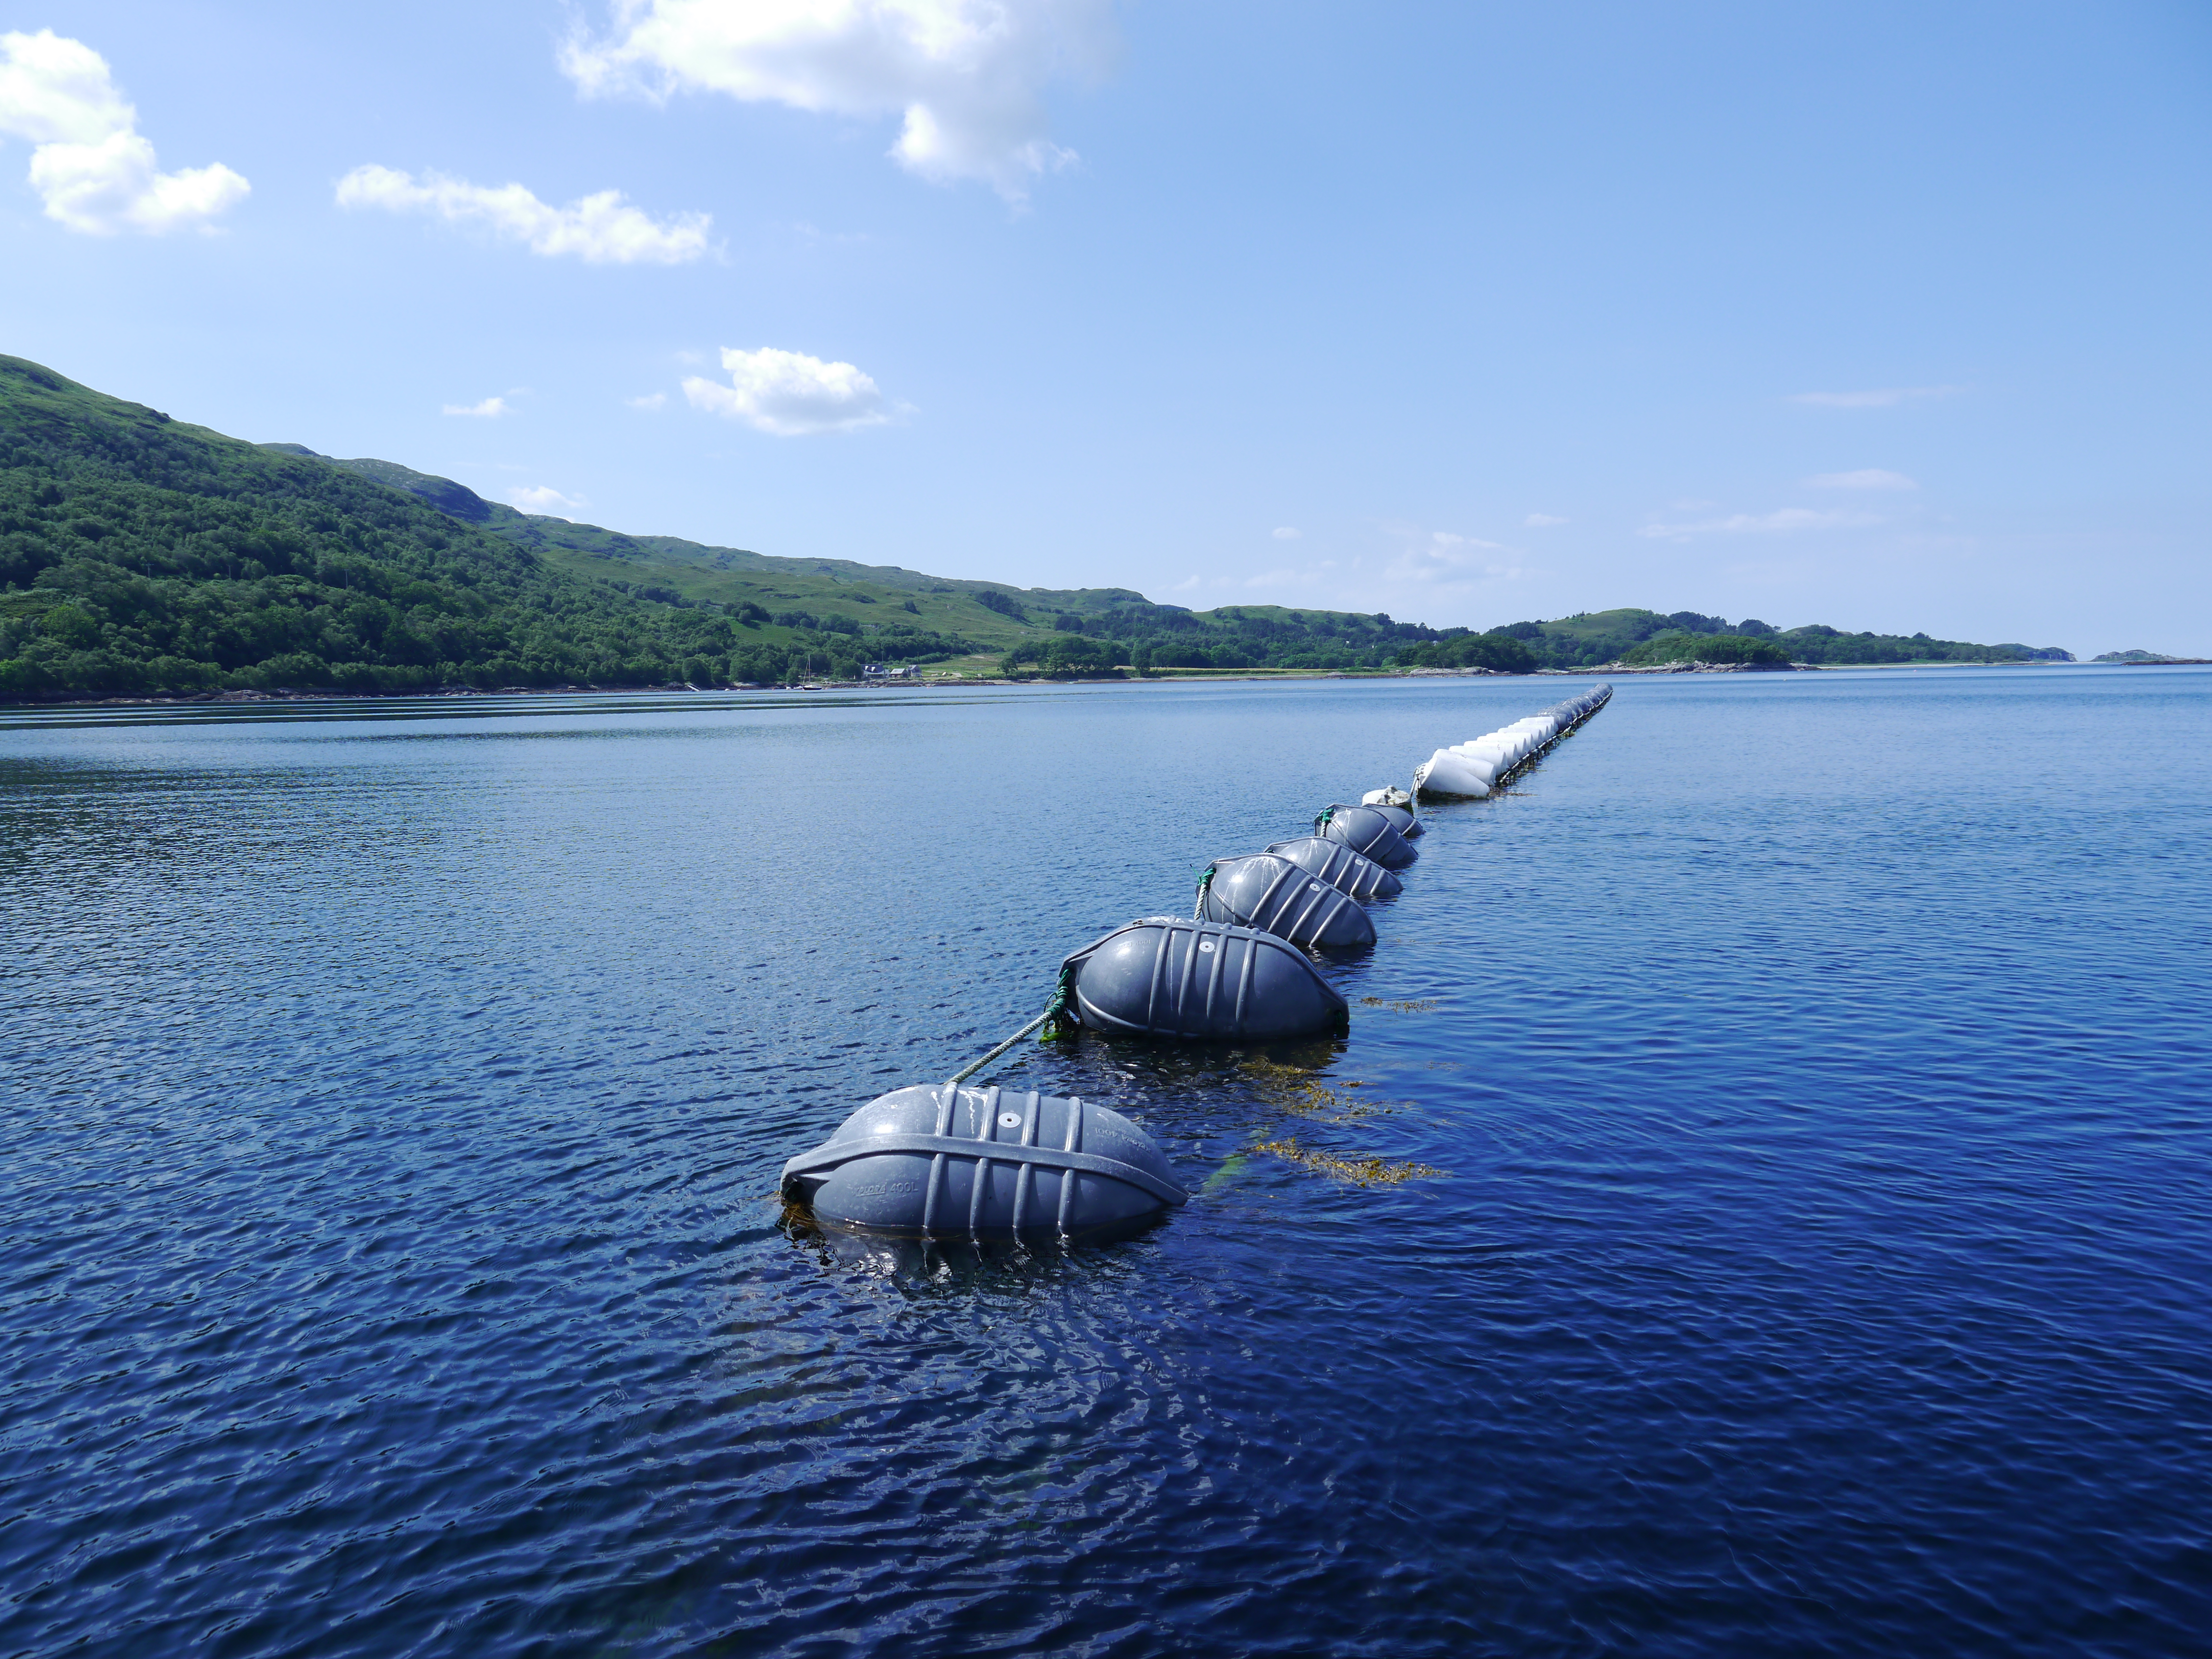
1255, 1136, 1446, 1187
1241, 1057, 1389, 1122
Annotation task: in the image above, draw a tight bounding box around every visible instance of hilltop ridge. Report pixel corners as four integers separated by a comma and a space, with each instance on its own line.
1, 354, 2070, 697
250, 445, 2075, 675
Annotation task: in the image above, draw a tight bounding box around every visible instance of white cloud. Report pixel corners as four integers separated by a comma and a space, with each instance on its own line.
335, 165, 711, 264
1271, 526, 1300, 540
1384, 530, 1524, 586
682, 345, 891, 435
0, 30, 248, 234
1523, 512, 1567, 527
1805, 468, 1917, 491
443, 396, 511, 418
509, 484, 587, 517
1638, 507, 1881, 542
559, 0, 1116, 201
1791, 385, 1962, 409
625, 391, 669, 410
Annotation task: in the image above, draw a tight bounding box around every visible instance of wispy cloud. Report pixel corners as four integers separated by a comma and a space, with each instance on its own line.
1806, 468, 1916, 491
336, 164, 711, 264
560, 0, 1116, 202
1384, 529, 1525, 586
788, 221, 872, 250
625, 392, 668, 411
1243, 566, 1327, 589
509, 484, 586, 517
1523, 512, 1567, 527
683, 346, 892, 436
1790, 385, 1962, 409
0, 29, 249, 234
443, 396, 510, 418
1639, 507, 1881, 542
1271, 526, 1300, 540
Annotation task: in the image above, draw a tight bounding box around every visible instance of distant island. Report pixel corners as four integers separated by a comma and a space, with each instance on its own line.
0, 355, 2074, 699
1393, 615, 2070, 674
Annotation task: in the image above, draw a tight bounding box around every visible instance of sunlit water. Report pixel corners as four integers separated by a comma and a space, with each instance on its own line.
3, 668, 2206, 1658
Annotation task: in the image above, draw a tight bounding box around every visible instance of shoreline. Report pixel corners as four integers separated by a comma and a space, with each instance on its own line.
0, 656, 2158, 712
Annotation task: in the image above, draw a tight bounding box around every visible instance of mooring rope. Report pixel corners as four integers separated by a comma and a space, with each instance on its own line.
1192, 862, 1216, 921
951, 698, 1603, 1080
947, 1010, 1053, 1085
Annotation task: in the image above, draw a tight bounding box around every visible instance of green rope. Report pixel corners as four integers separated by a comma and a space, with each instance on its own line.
1037, 962, 1079, 1042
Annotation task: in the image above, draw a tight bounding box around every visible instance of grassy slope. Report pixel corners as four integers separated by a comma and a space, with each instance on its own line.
279, 451, 1145, 654
1518, 607, 2068, 667
3, 354, 2063, 696
302, 454, 1408, 661
0, 357, 720, 693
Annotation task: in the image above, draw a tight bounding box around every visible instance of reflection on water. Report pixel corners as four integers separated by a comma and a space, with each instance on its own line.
3, 668, 2210, 1658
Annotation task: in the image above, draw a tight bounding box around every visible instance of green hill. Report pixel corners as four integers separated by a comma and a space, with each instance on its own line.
0, 356, 1449, 695
269, 447, 1146, 653
1401, 608, 2072, 671
290, 452, 1459, 673
0, 358, 779, 696
0, 356, 2071, 698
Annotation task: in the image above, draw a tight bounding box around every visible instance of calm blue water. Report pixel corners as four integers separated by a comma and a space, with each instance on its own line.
2, 667, 2207, 1658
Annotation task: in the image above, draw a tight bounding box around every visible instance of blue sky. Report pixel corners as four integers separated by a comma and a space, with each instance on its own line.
3, 1, 2207, 655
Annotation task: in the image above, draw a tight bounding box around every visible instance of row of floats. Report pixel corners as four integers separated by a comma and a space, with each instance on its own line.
1414, 686, 1612, 799
782, 684, 1613, 1242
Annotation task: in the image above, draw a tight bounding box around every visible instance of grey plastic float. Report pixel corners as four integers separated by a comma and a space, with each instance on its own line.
1197, 853, 1378, 950
1313, 803, 1418, 869
1367, 802, 1423, 839
1059, 916, 1351, 1040
1264, 835, 1404, 901
781, 1082, 1186, 1240
1358, 787, 1424, 837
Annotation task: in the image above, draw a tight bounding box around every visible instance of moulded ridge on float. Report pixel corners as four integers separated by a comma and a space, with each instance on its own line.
781, 1082, 1186, 1241
1197, 853, 1378, 950
1264, 835, 1405, 901
1059, 916, 1351, 1041
1364, 801, 1424, 839
1313, 803, 1418, 870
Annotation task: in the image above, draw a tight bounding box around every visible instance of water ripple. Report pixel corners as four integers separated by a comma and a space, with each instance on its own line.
3, 670, 2209, 1656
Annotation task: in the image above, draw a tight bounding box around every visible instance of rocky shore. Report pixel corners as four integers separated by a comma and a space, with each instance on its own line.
7, 661, 1823, 709
1585, 659, 1811, 673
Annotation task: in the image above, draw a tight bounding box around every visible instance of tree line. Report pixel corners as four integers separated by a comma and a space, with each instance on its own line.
0, 358, 991, 697
1397, 610, 2070, 670
0, 359, 2069, 700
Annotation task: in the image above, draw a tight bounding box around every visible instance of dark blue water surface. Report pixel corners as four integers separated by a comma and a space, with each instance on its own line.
3, 667, 2208, 1658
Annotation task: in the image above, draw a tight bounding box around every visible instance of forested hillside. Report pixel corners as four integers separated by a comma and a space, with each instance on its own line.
0, 361, 1448, 695
0, 356, 2071, 698
342, 456, 1456, 673
0, 358, 754, 695
1396, 609, 2071, 671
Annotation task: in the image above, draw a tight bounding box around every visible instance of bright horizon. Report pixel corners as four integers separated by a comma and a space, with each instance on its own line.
4, 1, 2208, 657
